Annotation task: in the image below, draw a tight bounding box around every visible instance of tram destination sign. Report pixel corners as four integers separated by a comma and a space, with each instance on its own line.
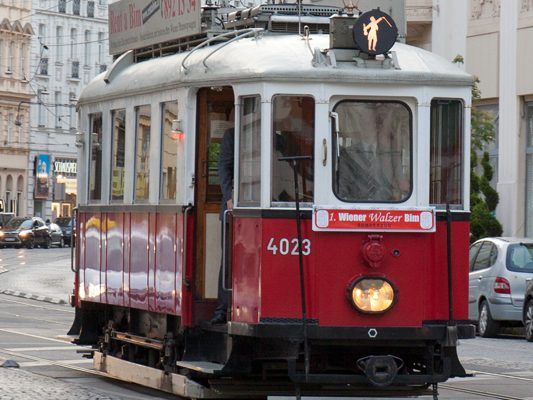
312, 206, 436, 232
109, 0, 201, 55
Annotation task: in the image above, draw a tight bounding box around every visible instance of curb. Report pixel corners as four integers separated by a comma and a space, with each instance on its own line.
0, 289, 67, 305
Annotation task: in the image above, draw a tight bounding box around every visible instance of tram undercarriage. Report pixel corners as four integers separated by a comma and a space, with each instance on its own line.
75, 302, 469, 398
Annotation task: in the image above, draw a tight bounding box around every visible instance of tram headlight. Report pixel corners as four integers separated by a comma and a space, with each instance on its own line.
348, 278, 395, 313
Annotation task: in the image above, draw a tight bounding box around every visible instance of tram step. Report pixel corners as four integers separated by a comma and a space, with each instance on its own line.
176, 360, 225, 374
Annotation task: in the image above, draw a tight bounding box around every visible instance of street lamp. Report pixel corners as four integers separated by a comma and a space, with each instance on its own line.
14, 95, 49, 126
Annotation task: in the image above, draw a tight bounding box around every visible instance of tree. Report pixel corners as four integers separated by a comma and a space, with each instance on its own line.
468, 75, 503, 242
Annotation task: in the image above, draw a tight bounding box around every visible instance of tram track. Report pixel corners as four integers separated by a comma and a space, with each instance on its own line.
440, 384, 525, 400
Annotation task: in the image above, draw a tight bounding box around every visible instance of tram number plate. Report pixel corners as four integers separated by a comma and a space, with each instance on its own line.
266, 238, 311, 256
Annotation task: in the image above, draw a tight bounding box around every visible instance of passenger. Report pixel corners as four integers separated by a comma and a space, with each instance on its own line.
210, 128, 234, 324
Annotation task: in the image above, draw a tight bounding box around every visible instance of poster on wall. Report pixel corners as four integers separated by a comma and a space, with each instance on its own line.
34, 154, 50, 199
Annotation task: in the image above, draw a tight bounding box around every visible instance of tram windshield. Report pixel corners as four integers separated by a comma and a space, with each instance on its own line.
332, 101, 411, 202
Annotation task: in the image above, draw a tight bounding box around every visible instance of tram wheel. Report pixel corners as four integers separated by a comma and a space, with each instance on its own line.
525, 299, 533, 342
478, 300, 498, 338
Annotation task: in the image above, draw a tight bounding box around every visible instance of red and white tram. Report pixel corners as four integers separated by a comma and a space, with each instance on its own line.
71, 2, 474, 398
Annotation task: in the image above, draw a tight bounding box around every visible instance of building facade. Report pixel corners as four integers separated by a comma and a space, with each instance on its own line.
407, 0, 532, 238
28, 0, 111, 220
0, 0, 33, 216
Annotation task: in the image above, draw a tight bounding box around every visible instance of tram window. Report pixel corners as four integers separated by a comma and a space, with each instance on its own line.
239, 96, 261, 206
88, 112, 102, 201
160, 101, 178, 201
111, 109, 126, 202
272, 95, 314, 204
134, 105, 151, 202
332, 101, 411, 202
430, 99, 463, 208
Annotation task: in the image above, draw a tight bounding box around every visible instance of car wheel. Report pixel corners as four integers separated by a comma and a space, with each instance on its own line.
478, 300, 499, 338
525, 299, 533, 342
43, 237, 51, 249
26, 238, 34, 249
59, 237, 64, 248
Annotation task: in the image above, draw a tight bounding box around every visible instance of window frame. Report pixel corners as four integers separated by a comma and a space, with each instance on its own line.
331, 99, 413, 204
88, 112, 103, 202
110, 109, 126, 203
159, 101, 179, 203
429, 98, 465, 209
133, 105, 151, 203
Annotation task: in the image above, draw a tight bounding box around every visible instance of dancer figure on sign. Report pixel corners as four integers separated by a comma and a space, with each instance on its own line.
363, 15, 392, 52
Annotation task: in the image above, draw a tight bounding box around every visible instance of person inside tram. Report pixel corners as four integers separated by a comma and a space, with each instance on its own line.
211, 127, 234, 324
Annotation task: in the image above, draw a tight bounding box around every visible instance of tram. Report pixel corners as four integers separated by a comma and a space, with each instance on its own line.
71, 1, 475, 398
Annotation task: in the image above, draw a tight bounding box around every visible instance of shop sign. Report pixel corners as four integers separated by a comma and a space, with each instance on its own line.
54, 159, 77, 177
35, 154, 51, 199
312, 206, 435, 232
109, 0, 201, 55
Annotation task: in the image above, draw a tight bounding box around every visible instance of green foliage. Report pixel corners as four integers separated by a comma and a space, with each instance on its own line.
469, 76, 503, 242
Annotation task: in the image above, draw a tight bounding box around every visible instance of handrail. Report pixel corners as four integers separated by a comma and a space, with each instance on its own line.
70, 207, 78, 273
182, 205, 193, 280
222, 209, 233, 292
181, 28, 264, 74
202, 28, 263, 71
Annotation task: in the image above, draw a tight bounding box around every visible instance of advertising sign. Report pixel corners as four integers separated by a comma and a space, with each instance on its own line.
35, 154, 51, 199
312, 206, 436, 232
109, 0, 201, 55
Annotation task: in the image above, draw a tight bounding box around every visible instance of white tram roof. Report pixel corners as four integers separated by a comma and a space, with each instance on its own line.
79, 33, 472, 105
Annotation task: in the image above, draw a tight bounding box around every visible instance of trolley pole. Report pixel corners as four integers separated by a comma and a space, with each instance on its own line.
279, 155, 312, 382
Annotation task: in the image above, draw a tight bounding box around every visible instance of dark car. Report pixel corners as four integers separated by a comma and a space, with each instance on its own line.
524, 279, 533, 341
54, 217, 75, 247
0, 217, 52, 249
48, 223, 65, 247
0, 212, 14, 229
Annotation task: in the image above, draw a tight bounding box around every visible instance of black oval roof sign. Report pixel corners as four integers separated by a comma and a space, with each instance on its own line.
353, 9, 398, 56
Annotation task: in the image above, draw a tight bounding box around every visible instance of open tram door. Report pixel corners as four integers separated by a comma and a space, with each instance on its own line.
193, 86, 234, 324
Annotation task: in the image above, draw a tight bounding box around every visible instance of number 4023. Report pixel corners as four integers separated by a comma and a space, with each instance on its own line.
266, 238, 311, 256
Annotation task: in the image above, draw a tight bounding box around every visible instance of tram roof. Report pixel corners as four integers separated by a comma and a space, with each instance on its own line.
79, 33, 472, 105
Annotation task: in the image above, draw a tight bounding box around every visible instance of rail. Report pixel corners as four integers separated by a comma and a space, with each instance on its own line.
181, 28, 264, 74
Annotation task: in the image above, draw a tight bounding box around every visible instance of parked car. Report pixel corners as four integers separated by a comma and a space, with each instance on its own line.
524, 280, 533, 341
0, 217, 52, 249
48, 222, 65, 247
54, 217, 75, 247
469, 237, 533, 337
0, 212, 14, 229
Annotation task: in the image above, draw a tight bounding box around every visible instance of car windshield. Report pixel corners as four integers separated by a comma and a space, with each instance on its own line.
55, 217, 72, 227
506, 243, 533, 273
3, 218, 31, 230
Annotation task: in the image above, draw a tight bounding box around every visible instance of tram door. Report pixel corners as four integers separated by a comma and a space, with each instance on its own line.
194, 87, 234, 321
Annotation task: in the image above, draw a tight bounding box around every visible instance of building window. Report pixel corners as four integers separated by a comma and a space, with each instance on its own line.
111, 109, 126, 201
84, 30, 91, 66
39, 57, 48, 75
70, 28, 77, 59
7, 114, 13, 143
58, 0, 66, 13
0, 40, 3, 72
38, 90, 45, 126
89, 113, 102, 201
239, 96, 261, 206
430, 99, 464, 208
69, 93, 76, 129
71, 60, 79, 78
98, 32, 104, 64
87, 1, 95, 17
55, 92, 62, 128
99, 64, 107, 73
20, 43, 26, 78
73, 0, 80, 15
160, 101, 178, 201
333, 101, 411, 202
7, 41, 14, 73
135, 105, 151, 202
56, 26, 63, 60
526, 104, 533, 235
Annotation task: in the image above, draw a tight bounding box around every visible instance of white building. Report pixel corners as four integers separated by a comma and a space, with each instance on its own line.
28, 0, 111, 219
0, 0, 33, 217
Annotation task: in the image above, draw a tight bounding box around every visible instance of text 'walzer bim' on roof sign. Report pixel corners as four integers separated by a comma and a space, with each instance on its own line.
108, 0, 201, 55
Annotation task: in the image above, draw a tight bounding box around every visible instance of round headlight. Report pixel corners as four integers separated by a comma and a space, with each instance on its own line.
0, 231, 4, 237
19, 230, 31, 238
348, 278, 395, 313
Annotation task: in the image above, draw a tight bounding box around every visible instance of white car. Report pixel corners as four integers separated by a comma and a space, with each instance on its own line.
469, 237, 533, 337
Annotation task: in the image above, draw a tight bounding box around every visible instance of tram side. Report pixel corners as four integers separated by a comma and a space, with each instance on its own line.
72, 32, 475, 398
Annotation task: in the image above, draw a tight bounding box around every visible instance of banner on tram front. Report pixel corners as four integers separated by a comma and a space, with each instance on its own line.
109, 0, 201, 55
312, 206, 436, 232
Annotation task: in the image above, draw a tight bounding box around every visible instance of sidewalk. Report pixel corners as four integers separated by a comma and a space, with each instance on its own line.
0, 366, 122, 400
